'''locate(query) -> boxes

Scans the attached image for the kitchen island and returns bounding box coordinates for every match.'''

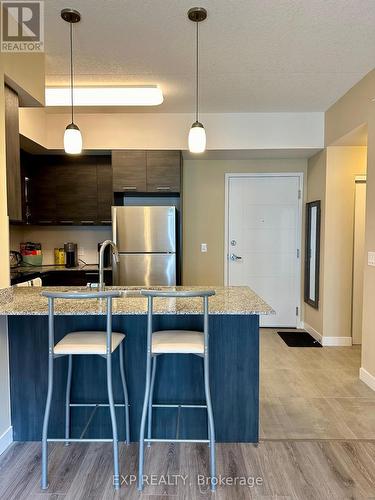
[0,286,272,443]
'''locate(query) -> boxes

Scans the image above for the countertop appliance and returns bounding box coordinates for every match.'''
[112,206,176,286]
[64,242,78,268]
[10,251,23,268]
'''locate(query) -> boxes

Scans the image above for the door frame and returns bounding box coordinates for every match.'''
[351,175,367,344]
[224,172,304,327]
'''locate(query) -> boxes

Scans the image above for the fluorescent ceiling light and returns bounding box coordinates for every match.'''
[45,86,163,106]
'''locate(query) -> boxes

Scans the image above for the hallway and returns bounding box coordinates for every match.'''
[260,329,375,439]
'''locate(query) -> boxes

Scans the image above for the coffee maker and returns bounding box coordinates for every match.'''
[64,242,78,268]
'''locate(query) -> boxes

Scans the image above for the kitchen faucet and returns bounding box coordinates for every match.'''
[99,240,119,291]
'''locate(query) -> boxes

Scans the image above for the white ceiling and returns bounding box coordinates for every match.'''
[44,0,375,113]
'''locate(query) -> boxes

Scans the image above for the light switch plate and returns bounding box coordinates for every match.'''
[201,243,208,253]
[368,251,375,266]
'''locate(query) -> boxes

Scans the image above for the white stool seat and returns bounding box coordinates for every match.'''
[152,330,204,354]
[54,331,125,355]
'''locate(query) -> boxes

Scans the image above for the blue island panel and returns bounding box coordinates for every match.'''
[8,314,259,443]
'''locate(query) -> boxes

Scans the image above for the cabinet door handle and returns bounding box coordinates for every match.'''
[38,220,53,224]
[100,220,112,224]
[59,220,74,224]
[156,186,171,191]
[80,220,95,224]
[123,186,137,191]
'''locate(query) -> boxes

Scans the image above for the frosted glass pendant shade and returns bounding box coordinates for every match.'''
[188,121,206,153]
[64,123,82,154]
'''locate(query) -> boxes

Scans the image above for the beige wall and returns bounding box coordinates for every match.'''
[19,109,324,151]
[361,110,375,381]
[0,52,44,446]
[0,53,44,289]
[305,149,327,335]
[304,147,367,340]
[325,70,375,382]
[9,225,111,265]
[182,158,307,286]
[325,70,375,146]
[324,147,367,339]
[326,147,367,335]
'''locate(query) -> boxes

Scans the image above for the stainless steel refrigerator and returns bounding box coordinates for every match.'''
[112,206,176,286]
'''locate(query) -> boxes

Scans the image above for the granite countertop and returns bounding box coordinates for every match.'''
[0,285,274,316]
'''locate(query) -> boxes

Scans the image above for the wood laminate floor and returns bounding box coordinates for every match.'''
[1,440,375,499]
[260,328,375,440]
[1,328,375,499]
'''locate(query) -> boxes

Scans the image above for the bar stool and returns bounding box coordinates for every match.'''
[138,289,216,492]
[40,291,130,491]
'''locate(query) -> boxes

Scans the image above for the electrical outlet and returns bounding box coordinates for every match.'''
[201,243,208,253]
[368,251,375,267]
[78,247,85,257]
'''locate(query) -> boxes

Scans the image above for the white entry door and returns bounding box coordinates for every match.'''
[226,174,302,327]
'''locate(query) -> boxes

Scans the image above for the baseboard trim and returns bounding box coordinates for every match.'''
[303,323,323,343]
[0,426,13,456]
[303,323,352,346]
[359,367,375,392]
[321,336,352,346]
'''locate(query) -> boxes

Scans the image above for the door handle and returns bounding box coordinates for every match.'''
[230,253,242,261]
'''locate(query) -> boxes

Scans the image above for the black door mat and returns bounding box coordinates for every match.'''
[277,331,322,347]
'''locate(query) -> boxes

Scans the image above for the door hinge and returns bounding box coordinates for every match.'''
[296,306,299,316]
[298,189,302,200]
[297,248,300,258]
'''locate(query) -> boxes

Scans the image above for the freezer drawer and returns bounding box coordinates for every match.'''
[112,206,176,253]
[114,253,176,286]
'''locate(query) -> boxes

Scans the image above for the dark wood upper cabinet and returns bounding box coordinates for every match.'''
[25,155,112,225]
[112,150,181,193]
[5,85,22,221]
[146,150,181,193]
[28,158,57,224]
[55,159,98,223]
[112,150,147,192]
[97,159,113,222]
[19,149,181,225]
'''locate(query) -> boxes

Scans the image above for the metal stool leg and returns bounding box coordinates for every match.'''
[119,342,130,444]
[106,352,120,490]
[147,356,157,447]
[65,355,73,446]
[41,352,54,489]
[138,350,152,490]
[204,355,216,491]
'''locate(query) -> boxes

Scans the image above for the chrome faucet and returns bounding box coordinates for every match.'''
[99,240,119,291]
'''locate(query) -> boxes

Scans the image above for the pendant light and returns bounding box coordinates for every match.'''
[188,7,207,154]
[61,8,82,154]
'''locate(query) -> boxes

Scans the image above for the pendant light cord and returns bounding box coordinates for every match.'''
[70,21,74,124]
[195,21,199,123]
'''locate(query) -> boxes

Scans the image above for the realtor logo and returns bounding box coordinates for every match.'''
[1,1,44,52]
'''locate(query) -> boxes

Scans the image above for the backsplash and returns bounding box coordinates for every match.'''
[9,225,111,265]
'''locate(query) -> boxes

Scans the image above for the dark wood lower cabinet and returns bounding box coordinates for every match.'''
[41,270,112,286]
